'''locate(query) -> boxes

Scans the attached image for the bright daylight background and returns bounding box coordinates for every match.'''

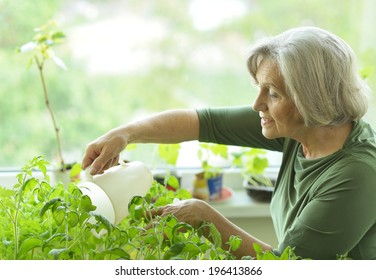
[0,0,375,170]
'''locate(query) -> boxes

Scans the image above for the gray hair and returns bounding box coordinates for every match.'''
[247,26,371,127]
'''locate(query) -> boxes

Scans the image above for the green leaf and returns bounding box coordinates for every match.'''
[204,223,222,248]
[125,143,138,151]
[174,188,192,200]
[51,31,66,41]
[36,158,49,176]
[91,212,113,235]
[67,211,79,227]
[44,233,66,246]
[210,144,228,159]
[133,205,145,220]
[227,235,242,252]
[69,163,82,180]
[18,178,38,197]
[163,242,185,260]
[145,254,158,260]
[163,215,178,237]
[112,227,128,243]
[253,157,269,174]
[163,242,202,260]
[0,193,16,212]
[143,234,159,246]
[359,66,374,79]
[253,242,263,254]
[165,175,180,190]
[172,223,193,241]
[158,144,181,166]
[279,246,292,260]
[39,197,61,217]
[48,248,68,260]
[101,248,130,260]
[128,226,143,240]
[261,250,278,260]
[128,196,144,219]
[80,195,97,212]
[53,205,66,226]
[0,188,16,199]
[17,237,43,259]
[181,242,202,259]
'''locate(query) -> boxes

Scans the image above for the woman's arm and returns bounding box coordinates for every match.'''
[153,199,273,259]
[82,109,199,175]
[197,106,284,151]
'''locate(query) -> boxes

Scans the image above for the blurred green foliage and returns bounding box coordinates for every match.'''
[0,0,375,168]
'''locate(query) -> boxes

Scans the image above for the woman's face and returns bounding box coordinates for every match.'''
[252,59,305,140]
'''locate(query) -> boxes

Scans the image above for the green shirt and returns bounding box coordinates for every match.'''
[196,106,376,259]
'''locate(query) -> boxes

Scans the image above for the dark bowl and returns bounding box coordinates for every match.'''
[244,184,274,202]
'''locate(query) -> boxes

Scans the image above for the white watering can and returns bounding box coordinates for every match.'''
[77,161,153,225]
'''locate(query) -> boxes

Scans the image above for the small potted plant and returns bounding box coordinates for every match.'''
[193,143,228,201]
[153,143,182,191]
[17,20,80,184]
[232,147,273,202]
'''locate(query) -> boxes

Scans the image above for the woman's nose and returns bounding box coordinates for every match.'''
[252,92,267,112]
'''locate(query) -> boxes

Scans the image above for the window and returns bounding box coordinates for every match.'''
[0,0,375,170]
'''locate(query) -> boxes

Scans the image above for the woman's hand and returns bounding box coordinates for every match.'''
[150,198,209,229]
[149,197,273,259]
[82,128,127,175]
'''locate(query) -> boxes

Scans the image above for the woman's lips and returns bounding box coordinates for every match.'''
[261,116,274,126]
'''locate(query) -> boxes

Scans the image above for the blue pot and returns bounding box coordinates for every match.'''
[207,174,223,200]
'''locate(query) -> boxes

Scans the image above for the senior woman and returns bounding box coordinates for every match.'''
[82,27,376,259]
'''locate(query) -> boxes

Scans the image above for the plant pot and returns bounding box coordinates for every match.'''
[243,179,274,202]
[51,162,81,186]
[193,172,223,201]
[207,174,223,200]
[51,169,71,186]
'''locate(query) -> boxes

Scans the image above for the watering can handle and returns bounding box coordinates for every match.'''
[84,160,126,182]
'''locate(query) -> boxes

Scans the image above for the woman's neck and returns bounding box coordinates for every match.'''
[299,122,353,159]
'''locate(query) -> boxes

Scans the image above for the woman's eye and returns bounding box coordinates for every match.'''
[269,91,280,99]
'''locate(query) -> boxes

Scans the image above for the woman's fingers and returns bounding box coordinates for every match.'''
[144,199,205,229]
[145,206,166,222]
[82,131,127,175]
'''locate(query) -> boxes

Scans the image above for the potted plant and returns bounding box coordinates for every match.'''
[17,20,80,184]
[153,143,182,191]
[193,143,228,201]
[231,147,274,202]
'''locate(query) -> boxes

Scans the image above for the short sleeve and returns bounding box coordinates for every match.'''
[196,106,284,151]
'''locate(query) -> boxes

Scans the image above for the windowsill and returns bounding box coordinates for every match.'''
[208,189,271,218]
[176,167,277,218]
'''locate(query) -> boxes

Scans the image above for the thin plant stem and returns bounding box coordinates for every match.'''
[34,55,65,171]
[12,172,28,259]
